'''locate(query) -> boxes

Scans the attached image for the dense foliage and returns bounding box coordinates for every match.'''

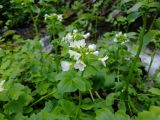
[1,0,160,120]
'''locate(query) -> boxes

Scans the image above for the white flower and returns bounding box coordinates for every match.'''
[115,32,122,37]
[0,80,5,92]
[74,60,86,71]
[114,32,128,44]
[57,14,63,22]
[113,38,118,42]
[93,51,99,56]
[88,44,96,51]
[45,13,63,22]
[124,33,127,37]
[73,29,78,33]
[99,55,108,67]
[69,50,81,60]
[69,39,86,48]
[77,39,86,48]
[69,41,76,48]
[83,33,90,39]
[61,61,71,71]
[44,14,48,20]
[65,33,72,42]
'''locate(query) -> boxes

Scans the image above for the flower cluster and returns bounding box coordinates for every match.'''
[61,30,108,72]
[0,80,5,92]
[113,32,129,44]
[45,13,63,22]
[62,30,90,43]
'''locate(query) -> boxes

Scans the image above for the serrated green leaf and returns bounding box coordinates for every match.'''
[127,2,143,13]
[73,77,86,91]
[149,87,160,96]
[59,99,77,115]
[4,100,23,115]
[106,93,115,107]
[149,106,160,114]
[58,78,77,93]
[83,66,97,78]
[0,113,7,120]
[96,108,115,120]
[56,71,75,81]
[127,12,141,23]
[13,113,29,120]
[115,110,131,120]
[143,30,157,45]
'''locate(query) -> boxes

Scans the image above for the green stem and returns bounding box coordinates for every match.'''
[125,14,147,94]
[31,13,39,39]
[30,91,55,107]
[147,47,157,79]
[95,91,102,99]
[126,23,130,33]
[149,14,157,31]
[53,37,60,73]
[55,43,59,73]
[117,45,120,82]
[94,14,98,41]
[89,90,95,101]
[75,91,82,120]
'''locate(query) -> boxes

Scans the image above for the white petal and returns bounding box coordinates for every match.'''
[61,61,70,71]
[73,29,78,33]
[93,51,99,56]
[69,41,77,48]
[113,38,118,42]
[74,60,86,71]
[69,50,81,60]
[88,44,96,51]
[99,55,108,67]
[69,39,86,48]
[83,33,90,39]
[57,15,63,21]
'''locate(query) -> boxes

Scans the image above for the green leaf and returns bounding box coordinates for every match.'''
[43,100,55,112]
[115,110,131,120]
[56,71,75,81]
[73,77,86,91]
[7,83,25,100]
[127,2,143,13]
[106,93,115,107]
[0,60,11,70]
[143,30,157,45]
[58,78,77,93]
[149,87,160,96]
[0,113,7,120]
[121,0,132,4]
[104,73,116,88]
[96,108,115,120]
[127,12,141,23]
[4,100,23,115]
[13,113,29,120]
[150,106,160,114]
[59,99,77,115]
[81,98,94,110]
[94,100,106,110]
[118,101,126,112]
[83,66,97,78]
[137,111,159,120]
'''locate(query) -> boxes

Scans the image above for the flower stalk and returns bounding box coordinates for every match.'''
[125,14,147,96]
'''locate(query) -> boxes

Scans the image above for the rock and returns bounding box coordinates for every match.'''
[140,50,160,76]
[126,44,160,77]
[40,35,54,53]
